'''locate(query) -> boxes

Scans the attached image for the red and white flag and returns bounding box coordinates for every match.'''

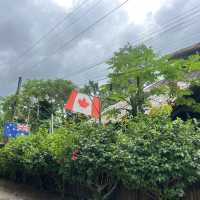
[65,90,101,119]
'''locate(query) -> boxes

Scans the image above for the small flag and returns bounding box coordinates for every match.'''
[4,122,30,138]
[65,90,101,119]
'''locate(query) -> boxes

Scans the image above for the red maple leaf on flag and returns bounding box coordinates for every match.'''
[78,98,90,108]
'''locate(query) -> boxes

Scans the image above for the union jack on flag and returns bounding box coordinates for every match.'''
[4,122,30,138]
[17,124,29,132]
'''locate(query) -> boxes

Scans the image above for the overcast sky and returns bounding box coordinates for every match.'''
[0,0,199,96]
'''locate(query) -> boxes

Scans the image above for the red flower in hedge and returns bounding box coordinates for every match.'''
[72,151,78,161]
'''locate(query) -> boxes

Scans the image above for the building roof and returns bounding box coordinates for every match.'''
[171,43,200,59]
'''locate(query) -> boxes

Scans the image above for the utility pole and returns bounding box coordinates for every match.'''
[12,77,22,121]
[3,77,22,144]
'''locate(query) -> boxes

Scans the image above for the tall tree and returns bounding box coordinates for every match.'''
[105,44,200,118]
[1,79,75,131]
[106,44,160,117]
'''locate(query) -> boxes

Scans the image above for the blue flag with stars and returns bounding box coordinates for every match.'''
[4,122,30,138]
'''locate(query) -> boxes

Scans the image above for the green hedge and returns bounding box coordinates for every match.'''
[0,116,200,200]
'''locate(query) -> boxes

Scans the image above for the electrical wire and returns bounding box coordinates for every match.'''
[61,5,200,80]
[132,5,200,45]
[131,11,200,46]
[0,0,91,67]
[23,0,130,70]
[4,0,200,81]
[64,57,110,79]
[4,1,200,97]
[38,0,104,50]
[9,0,104,69]
[78,31,200,86]
[157,26,200,54]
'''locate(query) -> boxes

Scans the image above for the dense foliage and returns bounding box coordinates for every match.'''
[1,79,75,131]
[105,44,200,117]
[0,116,200,200]
[117,116,200,200]
[0,44,200,200]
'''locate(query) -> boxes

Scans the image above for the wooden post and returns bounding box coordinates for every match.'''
[12,77,22,121]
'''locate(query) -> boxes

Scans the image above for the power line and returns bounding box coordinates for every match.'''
[154,20,200,54]
[9,0,199,82]
[168,32,200,53]
[78,31,200,86]
[78,69,109,83]
[5,0,200,91]
[9,0,200,81]
[40,0,104,50]
[43,0,199,72]
[132,4,200,44]
[64,57,110,79]
[156,21,200,53]
[10,0,104,70]
[62,5,200,80]
[77,76,108,87]
[0,0,91,67]
[25,0,130,70]
[131,11,200,46]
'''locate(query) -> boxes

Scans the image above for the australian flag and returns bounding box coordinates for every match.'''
[4,122,30,138]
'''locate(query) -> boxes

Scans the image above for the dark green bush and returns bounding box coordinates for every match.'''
[0,116,200,200]
[116,116,200,200]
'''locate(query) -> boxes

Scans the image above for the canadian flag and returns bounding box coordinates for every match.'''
[65,90,101,119]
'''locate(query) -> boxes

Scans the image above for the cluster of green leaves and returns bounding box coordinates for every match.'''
[0,116,200,200]
[103,44,200,118]
[0,126,77,192]
[105,44,158,116]
[1,79,75,131]
[116,116,200,200]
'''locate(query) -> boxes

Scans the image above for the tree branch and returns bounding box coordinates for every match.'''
[102,181,118,200]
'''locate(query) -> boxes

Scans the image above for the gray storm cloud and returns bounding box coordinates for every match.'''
[0,0,199,96]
